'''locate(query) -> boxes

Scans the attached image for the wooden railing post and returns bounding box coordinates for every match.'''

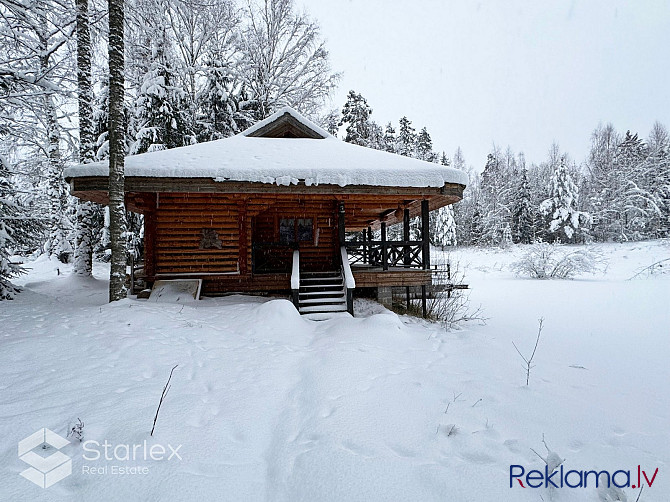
[421,199,430,318]
[421,200,430,271]
[381,222,388,271]
[403,208,410,268]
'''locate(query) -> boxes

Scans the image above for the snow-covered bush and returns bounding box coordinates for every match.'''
[511,242,605,279]
[427,257,485,330]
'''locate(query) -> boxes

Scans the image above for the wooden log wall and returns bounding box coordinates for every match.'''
[150,193,340,276]
[154,193,241,274]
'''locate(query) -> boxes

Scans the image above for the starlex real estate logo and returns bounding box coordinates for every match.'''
[18,428,72,488]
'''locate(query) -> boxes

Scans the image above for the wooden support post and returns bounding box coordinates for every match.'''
[338,201,346,247]
[238,200,248,274]
[422,285,427,318]
[403,208,410,268]
[143,193,157,279]
[346,288,354,315]
[381,221,388,271]
[421,199,430,270]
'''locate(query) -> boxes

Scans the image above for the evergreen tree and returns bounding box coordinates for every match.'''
[130,25,191,154]
[416,127,434,161]
[196,59,253,141]
[512,167,535,243]
[396,116,416,157]
[439,151,450,166]
[382,122,396,153]
[433,205,457,247]
[540,157,590,243]
[0,156,42,299]
[479,151,510,245]
[339,90,372,146]
[322,109,340,136]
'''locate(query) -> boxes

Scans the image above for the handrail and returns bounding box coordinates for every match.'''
[291,249,300,310]
[340,246,356,289]
[340,246,355,315]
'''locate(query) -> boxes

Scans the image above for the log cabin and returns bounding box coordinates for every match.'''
[65,107,467,316]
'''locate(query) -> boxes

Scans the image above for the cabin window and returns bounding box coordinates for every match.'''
[279,218,313,244]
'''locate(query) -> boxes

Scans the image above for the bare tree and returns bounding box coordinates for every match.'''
[240,0,339,119]
[108,0,128,301]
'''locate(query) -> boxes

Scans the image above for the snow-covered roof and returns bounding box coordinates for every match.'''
[64,106,468,188]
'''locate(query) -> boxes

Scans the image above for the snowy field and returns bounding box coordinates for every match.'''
[0,240,668,501]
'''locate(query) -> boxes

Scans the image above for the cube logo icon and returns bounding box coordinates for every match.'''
[18,428,72,488]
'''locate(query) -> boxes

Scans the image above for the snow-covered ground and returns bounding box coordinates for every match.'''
[0,241,668,501]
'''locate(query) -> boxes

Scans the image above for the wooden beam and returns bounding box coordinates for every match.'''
[69,176,464,198]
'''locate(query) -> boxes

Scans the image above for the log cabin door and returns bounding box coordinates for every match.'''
[251,209,337,273]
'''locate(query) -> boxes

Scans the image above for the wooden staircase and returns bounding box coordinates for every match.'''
[298,270,348,315]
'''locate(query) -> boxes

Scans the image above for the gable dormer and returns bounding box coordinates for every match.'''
[242,107,329,139]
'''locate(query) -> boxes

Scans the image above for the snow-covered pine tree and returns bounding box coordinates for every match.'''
[433,205,457,247]
[383,123,396,153]
[130,23,191,154]
[479,151,511,245]
[196,58,255,141]
[366,122,386,151]
[322,109,340,136]
[1,157,22,299]
[512,167,535,243]
[585,123,620,241]
[416,127,434,162]
[0,156,42,299]
[339,90,372,146]
[439,151,450,166]
[540,156,590,243]
[396,117,416,157]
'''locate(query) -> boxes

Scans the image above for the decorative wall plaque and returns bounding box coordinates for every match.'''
[200,228,223,249]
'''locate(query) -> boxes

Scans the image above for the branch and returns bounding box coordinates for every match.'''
[150,364,178,436]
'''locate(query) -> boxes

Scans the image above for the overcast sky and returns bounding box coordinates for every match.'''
[299,0,670,170]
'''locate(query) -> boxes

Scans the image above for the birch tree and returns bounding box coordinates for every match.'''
[73,0,95,276]
[108,0,128,301]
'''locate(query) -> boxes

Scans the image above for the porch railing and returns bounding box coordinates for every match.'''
[344,240,424,270]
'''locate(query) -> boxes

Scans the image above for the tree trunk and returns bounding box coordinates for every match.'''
[43,91,71,263]
[108,0,127,301]
[73,0,95,276]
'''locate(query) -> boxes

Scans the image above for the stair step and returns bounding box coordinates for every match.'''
[299,297,346,305]
[299,303,348,314]
[301,271,341,277]
[299,290,346,298]
[301,311,352,321]
[299,285,344,293]
[300,277,343,284]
